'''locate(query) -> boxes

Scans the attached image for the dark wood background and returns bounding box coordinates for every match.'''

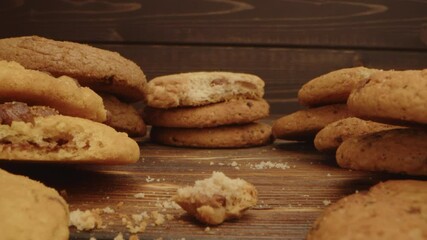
[0,1,426,240]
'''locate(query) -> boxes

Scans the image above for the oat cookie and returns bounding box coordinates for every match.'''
[272,104,353,141]
[0,60,106,122]
[102,94,146,137]
[0,36,147,101]
[145,72,265,108]
[0,168,69,240]
[348,70,427,125]
[173,171,258,225]
[0,115,140,164]
[314,117,399,152]
[144,98,269,128]
[307,180,427,240]
[150,122,272,148]
[336,128,427,176]
[298,67,379,107]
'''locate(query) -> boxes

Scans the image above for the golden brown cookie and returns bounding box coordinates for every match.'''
[0,36,146,102]
[0,115,140,164]
[348,70,427,125]
[144,98,269,128]
[0,168,69,240]
[173,171,258,225]
[145,72,265,108]
[336,128,427,176]
[102,94,146,137]
[314,117,399,152]
[150,122,272,148]
[307,180,427,240]
[272,104,353,141]
[0,60,107,122]
[298,67,379,107]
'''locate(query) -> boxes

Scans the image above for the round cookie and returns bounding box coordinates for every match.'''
[0,36,146,102]
[314,117,399,152]
[307,180,427,240]
[144,99,269,128]
[272,104,353,141]
[150,122,272,148]
[0,115,140,164]
[298,67,379,107]
[336,128,427,176]
[0,168,69,240]
[348,70,427,125]
[0,60,106,122]
[146,72,265,108]
[102,94,147,137]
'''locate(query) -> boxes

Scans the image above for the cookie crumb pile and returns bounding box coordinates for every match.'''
[173,171,258,225]
[144,72,273,148]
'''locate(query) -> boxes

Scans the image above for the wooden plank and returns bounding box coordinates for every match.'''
[1,117,425,239]
[1,0,427,49]
[90,44,427,114]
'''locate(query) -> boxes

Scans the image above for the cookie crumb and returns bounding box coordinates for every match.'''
[69,209,103,231]
[134,193,146,198]
[173,171,258,225]
[146,176,156,182]
[102,206,115,214]
[322,200,331,206]
[205,226,211,232]
[250,161,290,170]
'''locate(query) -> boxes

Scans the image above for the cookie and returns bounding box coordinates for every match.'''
[0,115,140,164]
[145,72,265,108]
[336,128,427,176]
[0,168,69,240]
[298,67,379,107]
[0,36,146,102]
[348,70,427,125]
[173,171,258,225]
[314,117,399,152]
[102,94,146,137]
[0,60,107,122]
[272,104,353,141]
[307,180,427,240]
[144,98,269,128]
[150,122,272,148]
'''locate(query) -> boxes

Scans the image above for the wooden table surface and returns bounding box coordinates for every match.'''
[1,1,427,239]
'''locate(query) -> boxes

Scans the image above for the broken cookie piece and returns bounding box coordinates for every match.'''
[173,172,257,225]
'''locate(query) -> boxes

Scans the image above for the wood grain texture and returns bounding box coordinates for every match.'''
[1,117,424,240]
[1,0,427,49]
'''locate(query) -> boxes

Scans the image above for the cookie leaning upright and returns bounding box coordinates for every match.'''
[348,69,427,125]
[145,72,265,108]
[298,67,379,107]
[0,36,146,101]
[0,168,69,240]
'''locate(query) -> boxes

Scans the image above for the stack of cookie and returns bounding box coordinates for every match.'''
[143,72,272,148]
[0,36,143,164]
[272,67,379,142]
[336,69,427,176]
[0,36,147,137]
